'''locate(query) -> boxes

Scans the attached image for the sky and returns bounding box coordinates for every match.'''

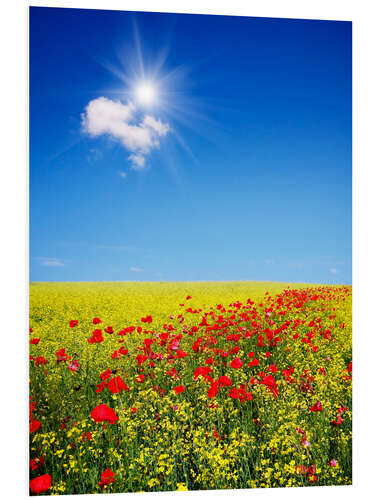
[29,7,352,284]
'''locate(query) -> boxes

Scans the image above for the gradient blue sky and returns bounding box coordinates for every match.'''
[29,7,352,284]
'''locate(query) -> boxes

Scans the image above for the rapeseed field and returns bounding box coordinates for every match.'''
[29,281,352,495]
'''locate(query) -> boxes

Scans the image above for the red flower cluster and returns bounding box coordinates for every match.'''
[88,329,104,344]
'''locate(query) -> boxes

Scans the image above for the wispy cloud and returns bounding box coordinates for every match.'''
[130,266,143,273]
[118,171,127,179]
[329,268,338,274]
[35,257,67,267]
[81,97,170,170]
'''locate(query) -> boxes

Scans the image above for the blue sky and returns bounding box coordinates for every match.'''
[29,7,352,284]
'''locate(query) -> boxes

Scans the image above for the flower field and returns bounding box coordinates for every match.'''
[29,281,352,495]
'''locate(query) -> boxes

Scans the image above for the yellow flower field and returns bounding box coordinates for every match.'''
[29,281,352,495]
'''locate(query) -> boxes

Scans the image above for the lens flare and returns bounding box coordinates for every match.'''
[135,83,157,105]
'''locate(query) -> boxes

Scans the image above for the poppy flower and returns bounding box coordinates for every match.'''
[268,363,278,373]
[30,420,41,433]
[90,404,119,425]
[248,358,259,368]
[176,349,188,358]
[136,374,145,383]
[230,357,243,369]
[100,369,112,381]
[186,295,192,300]
[332,415,343,425]
[88,329,104,344]
[260,374,279,398]
[30,456,45,471]
[104,326,114,334]
[93,317,102,325]
[207,382,219,398]
[173,385,185,394]
[30,338,40,345]
[35,356,48,366]
[329,459,337,467]
[68,360,80,372]
[69,320,78,328]
[310,401,322,412]
[29,474,52,494]
[99,468,115,487]
[107,376,130,393]
[81,431,93,443]
[55,348,68,363]
[141,315,152,323]
[217,375,232,387]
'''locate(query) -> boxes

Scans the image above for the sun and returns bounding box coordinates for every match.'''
[135,82,157,106]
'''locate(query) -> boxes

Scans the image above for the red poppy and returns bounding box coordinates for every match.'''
[90,404,119,425]
[30,456,45,471]
[173,385,185,394]
[56,348,68,363]
[35,356,48,366]
[81,431,93,443]
[88,329,104,344]
[230,357,243,369]
[268,363,278,373]
[30,338,40,345]
[29,474,52,494]
[104,326,114,334]
[141,315,152,323]
[68,360,80,372]
[69,320,78,328]
[260,374,279,398]
[100,369,112,381]
[93,317,102,325]
[217,375,232,387]
[248,358,259,368]
[310,401,322,412]
[332,415,343,426]
[136,374,145,383]
[107,376,130,393]
[207,382,219,398]
[176,349,188,358]
[186,295,192,300]
[136,354,149,365]
[30,420,41,433]
[99,468,115,487]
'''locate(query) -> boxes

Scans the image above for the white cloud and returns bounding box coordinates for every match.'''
[329,268,338,274]
[143,115,170,136]
[39,258,65,267]
[130,266,143,273]
[81,97,170,169]
[118,171,127,179]
[128,154,145,169]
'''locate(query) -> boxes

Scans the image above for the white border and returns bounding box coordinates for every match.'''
[2,1,374,499]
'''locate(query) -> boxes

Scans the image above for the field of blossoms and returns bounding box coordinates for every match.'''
[29,281,352,495]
